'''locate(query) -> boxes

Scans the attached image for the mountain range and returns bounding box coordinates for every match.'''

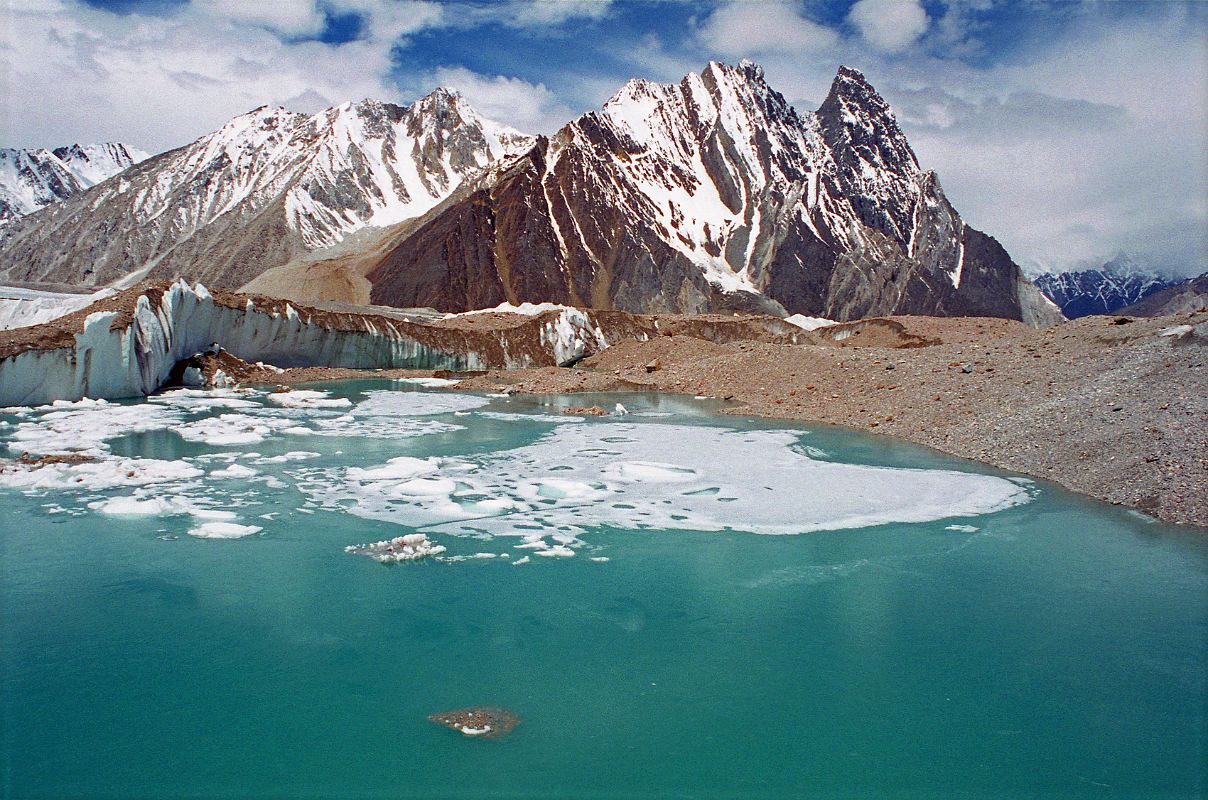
[1033,255,1185,318]
[0,143,148,226]
[0,62,1062,327]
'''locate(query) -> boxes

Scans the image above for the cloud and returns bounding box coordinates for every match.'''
[201,0,326,38]
[0,0,444,152]
[697,1,838,56]
[688,2,1205,275]
[506,0,613,27]
[427,66,575,133]
[847,0,929,53]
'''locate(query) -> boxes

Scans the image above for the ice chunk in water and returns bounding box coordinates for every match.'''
[344,533,447,563]
[188,522,263,539]
[266,390,352,410]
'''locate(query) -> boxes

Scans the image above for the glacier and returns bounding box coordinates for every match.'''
[0,280,628,406]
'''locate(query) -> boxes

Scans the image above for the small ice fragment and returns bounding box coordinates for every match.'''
[210,463,257,479]
[614,403,629,416]
[188,522,263,539]
[534,545,575,558]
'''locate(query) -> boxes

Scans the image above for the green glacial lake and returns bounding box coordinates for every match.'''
[2,381,1205,798]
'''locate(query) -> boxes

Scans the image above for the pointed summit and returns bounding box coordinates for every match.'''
[816,65,921,241]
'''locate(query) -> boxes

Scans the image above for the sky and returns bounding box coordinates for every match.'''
[2,0,1206,276]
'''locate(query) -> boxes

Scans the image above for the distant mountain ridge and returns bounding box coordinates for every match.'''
[0,143,148,225]
[1034,257,1181,318]
[0,62,1062,327]
[1117,272,1208,317]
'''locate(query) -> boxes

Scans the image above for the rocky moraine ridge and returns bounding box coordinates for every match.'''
[0,63,1060,328]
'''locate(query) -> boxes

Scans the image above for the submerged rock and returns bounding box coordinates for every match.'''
[427,707,520,739]
[563,405,609,416]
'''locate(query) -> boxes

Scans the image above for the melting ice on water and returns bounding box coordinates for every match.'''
[0,387,1033,557]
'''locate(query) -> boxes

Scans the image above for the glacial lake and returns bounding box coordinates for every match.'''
[2,381,1205,799]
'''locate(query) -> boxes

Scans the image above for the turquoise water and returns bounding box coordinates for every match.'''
[2,382,1206,799]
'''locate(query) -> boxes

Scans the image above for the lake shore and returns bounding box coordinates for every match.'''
[244,310,1208,530]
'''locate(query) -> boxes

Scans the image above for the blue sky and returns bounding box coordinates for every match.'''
[4,1,1206,274]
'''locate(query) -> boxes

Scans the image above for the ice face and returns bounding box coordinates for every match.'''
[296,422,1033,546]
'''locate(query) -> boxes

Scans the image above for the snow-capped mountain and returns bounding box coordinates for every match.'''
[0,63,1061,326]
[1034,256,1179,318]
[0,143,148,225]
[0,89,531,290]
[358,62,1059,324]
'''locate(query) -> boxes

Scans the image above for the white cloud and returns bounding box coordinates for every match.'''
[697,1,838,56]
[201,0,326,38]
[427,66,575,134]
[847,0,928,53]
[0,0,443,153]
[507,0,613,27]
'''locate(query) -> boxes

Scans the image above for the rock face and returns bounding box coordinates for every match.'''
[0,91,530,291]
[359,63,1061,325]
[0,143,147,225]
[1035,257,1181,318]
[0,63,1061,327]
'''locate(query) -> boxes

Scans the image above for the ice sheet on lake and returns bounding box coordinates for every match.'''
[352,390,489,417]
[0,457,204,490]
[3,398,183,456]
[266,390,353,410]
[147,388,262,411]
[295,422,1033,541]
[176,413,303,446]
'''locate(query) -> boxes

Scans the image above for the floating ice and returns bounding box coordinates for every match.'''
[945,524,979,533]
[344,533,447,563]
[266,390,353,409]
[148,388,261,410]
[176,413,299,446]
[188,521,263,539]
[352,390,489,417]
[89,494,237,521]
[475,411,584,424]
[297,423,1032,538]
[4,399,182,456]
[250,451,321,464]
[394,377,462,388]
[209,463,258,479]
[0,457,204,491]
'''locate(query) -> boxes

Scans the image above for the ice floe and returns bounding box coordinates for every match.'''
[351,389,489,417]
[176,413,300,446]
[4,398,182,456]
[296,423,1032,538]
[266,389,353,409]
[188,521,264,539]
[0,457,204,491]
[394,377,461,388]
[89,494,237,520]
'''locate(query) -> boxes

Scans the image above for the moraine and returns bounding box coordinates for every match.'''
[1,382,1204,798]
